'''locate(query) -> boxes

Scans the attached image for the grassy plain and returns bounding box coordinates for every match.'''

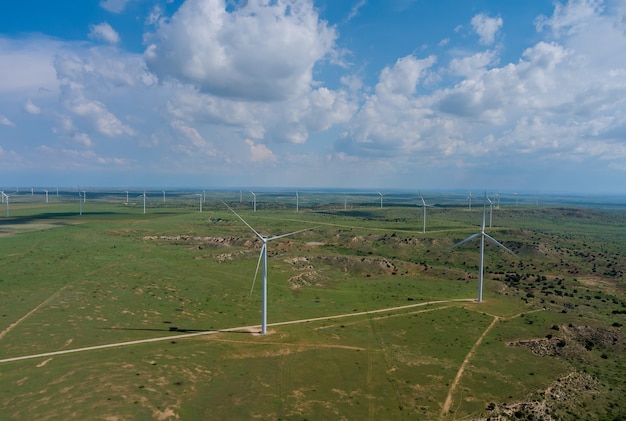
[0,193,625,420]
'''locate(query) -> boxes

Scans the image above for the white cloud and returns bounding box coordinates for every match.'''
[100,0,131,14]
[0,36,60,94]
[68,98,135,137]
[88,22,121,44]
[24,99,41,115]
[245,138,277,162]
[535,0,603,37]
[376,55,436,97]
[144,0,337,101]
[471,13,503,45]
[0,115,15,127]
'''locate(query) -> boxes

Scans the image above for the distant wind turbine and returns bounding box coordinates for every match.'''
[78,191,83,216]
[450,194,516,302]
[44,190,49,203]
[125,191,129,204]
[1,192,9,217]
[250,191,257,212]
[466,191,473,210]
[196,194,203,212]
[486,196,493,229]
[162,190,166,203]
[223,202,314,334]
[419,193,434,233]
[137,192,146,214]
[378,192,383,208]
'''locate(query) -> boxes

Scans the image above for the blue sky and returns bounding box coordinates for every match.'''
[1,0,625,193]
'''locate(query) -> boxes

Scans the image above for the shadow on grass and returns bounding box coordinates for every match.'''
[101,327,255,334]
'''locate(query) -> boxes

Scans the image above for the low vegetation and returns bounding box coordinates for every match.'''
[0,193,625,420]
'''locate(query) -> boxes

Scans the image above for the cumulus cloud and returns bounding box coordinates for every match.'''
[144,0,337,101]
[471,13,503,45]
[24,99,41,115]
[88,22,121,44]
[0,115,15,127]
[535,0,603,36]
[100,0,131,14]
[0,36,59,94]
[68,98,135,137]
[245,138,277,162]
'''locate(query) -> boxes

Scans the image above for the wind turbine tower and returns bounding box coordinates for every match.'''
[196,194,203,212]
[223,202,313,334]
[78,192,83,216]
[125,191,129,204]
[450,194,516,302]
[378,192,383,208]
[162,190,166,203]
[419,193,434,233]
[250,191,257,212]
[466,191,473,210]
[44,190,49,203]
[2,192,9,217]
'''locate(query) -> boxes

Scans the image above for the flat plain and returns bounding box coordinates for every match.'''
[0,191,625,420]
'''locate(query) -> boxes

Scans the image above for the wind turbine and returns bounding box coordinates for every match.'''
[419,193,434,233]
[82,191,87,203]
[466,191,473,210]
[486,196,493,229]
[250,191,257,212]
[377,192,383,208]
[196,194,203,212]
[223,202,314,334]
[44,190,49,203]
[125,191,129,204]
[450,194,516,302]
[78,191,83,216]
[162,190,166,203]
[137,192,146,214]
[1,192,9,217]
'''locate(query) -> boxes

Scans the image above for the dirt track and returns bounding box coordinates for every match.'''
[0,298,474,364]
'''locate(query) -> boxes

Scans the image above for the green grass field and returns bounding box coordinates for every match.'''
[1,194,625,420]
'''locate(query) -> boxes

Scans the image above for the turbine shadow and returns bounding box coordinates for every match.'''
[100,327,254,334]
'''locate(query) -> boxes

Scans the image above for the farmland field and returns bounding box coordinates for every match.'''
[1,191,625,420]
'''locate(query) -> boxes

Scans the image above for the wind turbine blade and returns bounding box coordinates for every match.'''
[484,234,517,257]
[449,233,480,249]
[250,244,265,296]
[222,201,263,239]
[267,226,317,241]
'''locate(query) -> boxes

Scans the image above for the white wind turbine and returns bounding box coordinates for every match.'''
[78,191,83,215]
[450,194,516,302]
[377,192,383,208]
[487,196,494,229]
[196,194,203,212]
[137,192,146,214]
[1,192,9,217]
[125,191,129,204]
[466,191,473,210]
[223,202,314,334]
[419,193,434,233]
[44,190,49,203]
[250,191,257,212]
[162,190,166,203]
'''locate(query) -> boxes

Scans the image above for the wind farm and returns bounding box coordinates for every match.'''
[0,188,625,420]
